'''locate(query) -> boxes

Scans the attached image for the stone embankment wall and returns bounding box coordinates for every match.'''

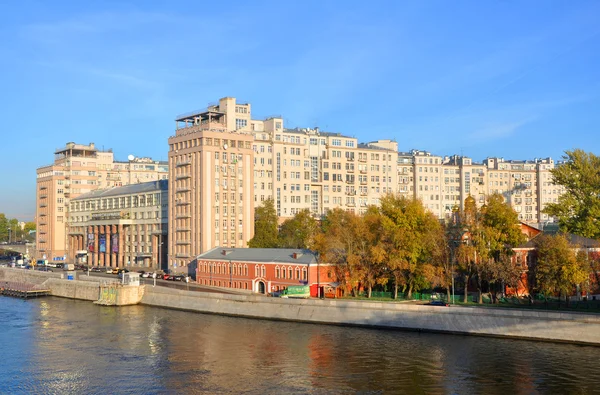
[0,268,143,305]
[142,286,600,345]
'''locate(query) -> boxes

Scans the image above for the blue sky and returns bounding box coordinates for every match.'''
[1,0,599,220]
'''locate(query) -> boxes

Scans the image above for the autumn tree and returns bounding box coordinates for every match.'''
[248,199,279,248]
[278,209,319,249]
[315,208,365,296]
[534,233,590,305]
[477,194,526,303]
[453,196,478,303]
[543,149,600,239]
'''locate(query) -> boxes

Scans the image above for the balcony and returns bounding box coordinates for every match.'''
[39,203,47,208]
[358,157,367,163]
[175,253,191,258]
[360,181,367,185]
[176,240,191,245]
[345,190,356,196]
[40,186,47,190]
[359,170,367,174]
[176,160,191,167]
[176,227,191,232]
[360,192,368,196]
[40,213,47,217]
[346,203,356,207]
[176,187,191,193]
[64,183,70,188]
[176,174,191,180]
[175,214,191,219]
[64,191,70,197]
[176,201,191,206]
[40,194,47,199]
[347,157,354,162]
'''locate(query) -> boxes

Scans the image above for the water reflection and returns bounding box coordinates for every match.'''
[0,297,598,394]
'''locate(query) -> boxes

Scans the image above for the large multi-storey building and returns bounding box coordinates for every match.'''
[167,98,563,262]
[67,180,168,271]
[35,142,168,263]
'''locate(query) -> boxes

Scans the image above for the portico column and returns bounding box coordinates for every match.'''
[105,225,112,268]
[118,224,124,267]
[94,226,99,266]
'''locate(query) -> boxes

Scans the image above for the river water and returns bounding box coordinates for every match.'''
[1,296,599,394]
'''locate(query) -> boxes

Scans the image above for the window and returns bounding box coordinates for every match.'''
[236,119,247,129]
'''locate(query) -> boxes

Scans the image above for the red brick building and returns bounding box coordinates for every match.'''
[195,247,337,296]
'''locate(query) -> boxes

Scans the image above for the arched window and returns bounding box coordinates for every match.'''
[302,268,307,281]
[255,265,259,277]
[244,265,248,276]
[261,266,266,277]
[295,268,300,279]
[275,266,280,278]
[282,267,286,279]
[232,264,237,276]
[288,268,293,279]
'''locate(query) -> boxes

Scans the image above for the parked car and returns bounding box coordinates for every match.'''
[37,267,53,272]
[428,301,449,307]
[90,266,102,272]
[162,274,171,281]
[141,272,152,278]
[112,268,120,275]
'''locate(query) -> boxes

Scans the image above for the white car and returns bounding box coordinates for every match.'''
[105,267,113,274]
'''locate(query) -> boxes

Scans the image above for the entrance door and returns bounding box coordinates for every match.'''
[258,281,266,294]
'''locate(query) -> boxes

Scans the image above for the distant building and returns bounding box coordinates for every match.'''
[67,180,168,271]
[194,247,335,295]
[35,142,168,262]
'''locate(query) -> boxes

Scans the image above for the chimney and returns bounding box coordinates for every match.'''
[221,249,232,256]
[293,252,303,259]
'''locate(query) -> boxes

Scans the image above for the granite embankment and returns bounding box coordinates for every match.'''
[142,285,600,345]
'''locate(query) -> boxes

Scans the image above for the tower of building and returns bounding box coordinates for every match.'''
[167,98,255,273]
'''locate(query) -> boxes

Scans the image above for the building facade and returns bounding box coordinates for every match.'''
[195,247,335,295]
[67,180,168,271]
[35,142,168,263]
[184,97,563,228]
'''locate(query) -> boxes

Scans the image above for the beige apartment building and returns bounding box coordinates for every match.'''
[167,102,255,274]
[174,98,562,243]
[67,180,168,271]
[35,142,168,263]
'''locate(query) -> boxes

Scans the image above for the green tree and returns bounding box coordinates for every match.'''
[248,199,279,248]
[23,222,36,242]
[534,233,590,305]
[278,209,319,249]
[543,149,600,239]
[457,194,525,303]
[0,213,8,242]
[377,195,444,299]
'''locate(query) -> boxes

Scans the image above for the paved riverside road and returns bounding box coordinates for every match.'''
[80,271,240,295]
